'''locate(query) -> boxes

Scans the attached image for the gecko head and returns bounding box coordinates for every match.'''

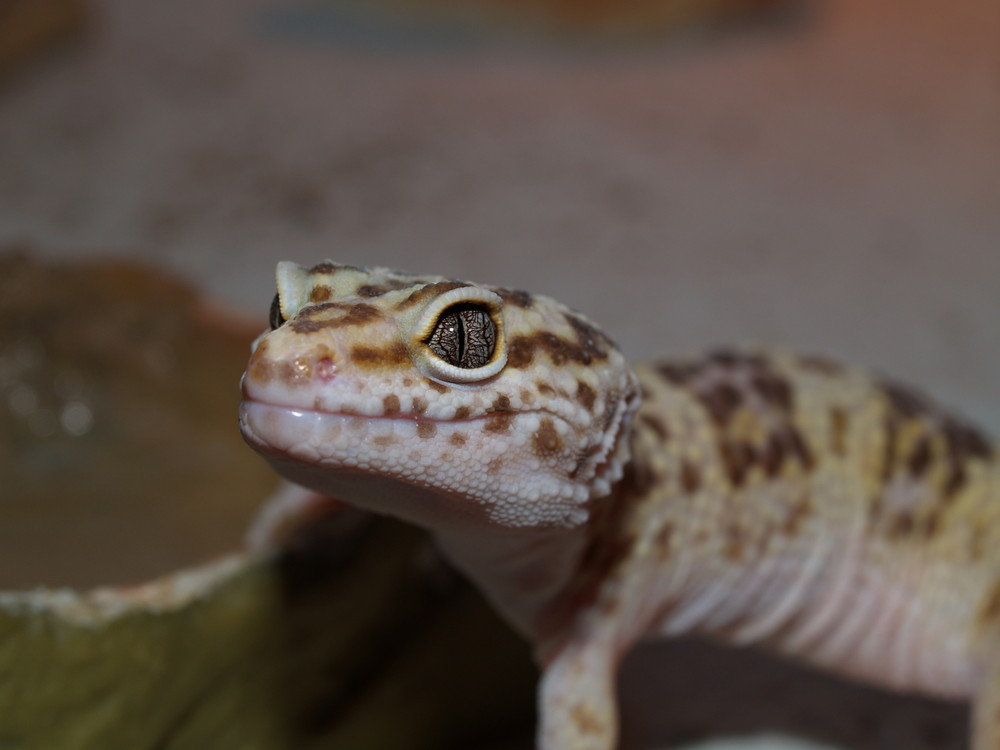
[240,260,640,530]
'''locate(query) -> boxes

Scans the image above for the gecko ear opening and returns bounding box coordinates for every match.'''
[410,286,507,384]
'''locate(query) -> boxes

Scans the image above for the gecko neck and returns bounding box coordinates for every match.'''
[261,450,601,641]
[437,475,640,652]
[433,520,592,641]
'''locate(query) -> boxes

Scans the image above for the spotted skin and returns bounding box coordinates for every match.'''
[240,261,1000,750]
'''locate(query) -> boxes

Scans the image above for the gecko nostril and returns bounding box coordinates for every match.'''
[316,356,337,382]
[247,341,340,388]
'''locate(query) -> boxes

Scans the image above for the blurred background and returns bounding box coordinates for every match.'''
[2,0,998,427]
[0,0,997,748]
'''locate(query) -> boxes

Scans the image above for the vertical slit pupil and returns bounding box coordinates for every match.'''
[426,303,496,369]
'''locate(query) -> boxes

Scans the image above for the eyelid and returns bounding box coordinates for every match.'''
[410,287,507,384]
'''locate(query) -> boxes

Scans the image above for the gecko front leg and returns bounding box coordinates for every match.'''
[539,626,621,750]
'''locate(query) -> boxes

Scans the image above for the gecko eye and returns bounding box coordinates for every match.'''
[425,303,497,369]
[269,294,287,330]
[411,286,506,384]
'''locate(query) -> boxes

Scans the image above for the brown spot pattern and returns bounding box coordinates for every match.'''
[507,337,535,368]
[654,353,830,491]
[309,261,339,274]
[449,432,467,446]
[797,354,844,376]
[411,397,427,414]
[576,381,597,411]
[278,358,312,386]
[907,436,932,477]
[707,349,750,367]
[881,415,899,482]
[417,422,436,439]
[776,427,814,470]
[490,394,511,412]
[639,413,669,442]
[357,278,411,297]
[979,579,1000,625]
[382,394,401,415]
[942,419,992,462]
[829,407,848,456]
[248,341,274,383]
[657,362,698,385]
[627,457,658,496]
[782,498,813,536]
[570,704,605,736]
[506,320,610,370]
[760,432,786,478]
[653,523,674,554]
[564,313,613,360]
[657,351,796,430]
[454,406,472,420]
[700,382,742,426]
[395,281,468,310]
[309,285,332,302]
[723,425,814,488]
[425,379,448,394]
[680,461,701,494]
[496,287,534,308]
[720,440,756,487]
[484,412,515,433]
[920,510,942,539]
[879,377,993,498]
[552,467,644,633]
[532,418,563,458]
[944,464,968,497]
[351,342,409,368]
[290,302,380,333]
[883,381,933,420]
[751,371,793,410]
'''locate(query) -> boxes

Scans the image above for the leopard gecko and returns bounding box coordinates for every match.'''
[239,260,1000,750]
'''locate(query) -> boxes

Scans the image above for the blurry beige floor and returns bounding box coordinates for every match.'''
[1,0,998,748]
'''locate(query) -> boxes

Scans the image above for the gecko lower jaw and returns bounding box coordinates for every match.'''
[241,374,509,425]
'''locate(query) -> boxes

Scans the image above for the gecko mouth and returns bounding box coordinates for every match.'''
[240,399,456,453]
[240,369,575,435]
[239,397,573,462]
[240,373,541,426]
[239,400,446,475]
[240,395,525,432]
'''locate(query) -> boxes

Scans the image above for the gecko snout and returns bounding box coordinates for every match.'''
[245,337,339,390]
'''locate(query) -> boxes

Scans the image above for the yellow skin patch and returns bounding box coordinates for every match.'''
[241,261,1000,750]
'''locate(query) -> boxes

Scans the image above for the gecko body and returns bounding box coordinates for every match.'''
[239,261,1000,749]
